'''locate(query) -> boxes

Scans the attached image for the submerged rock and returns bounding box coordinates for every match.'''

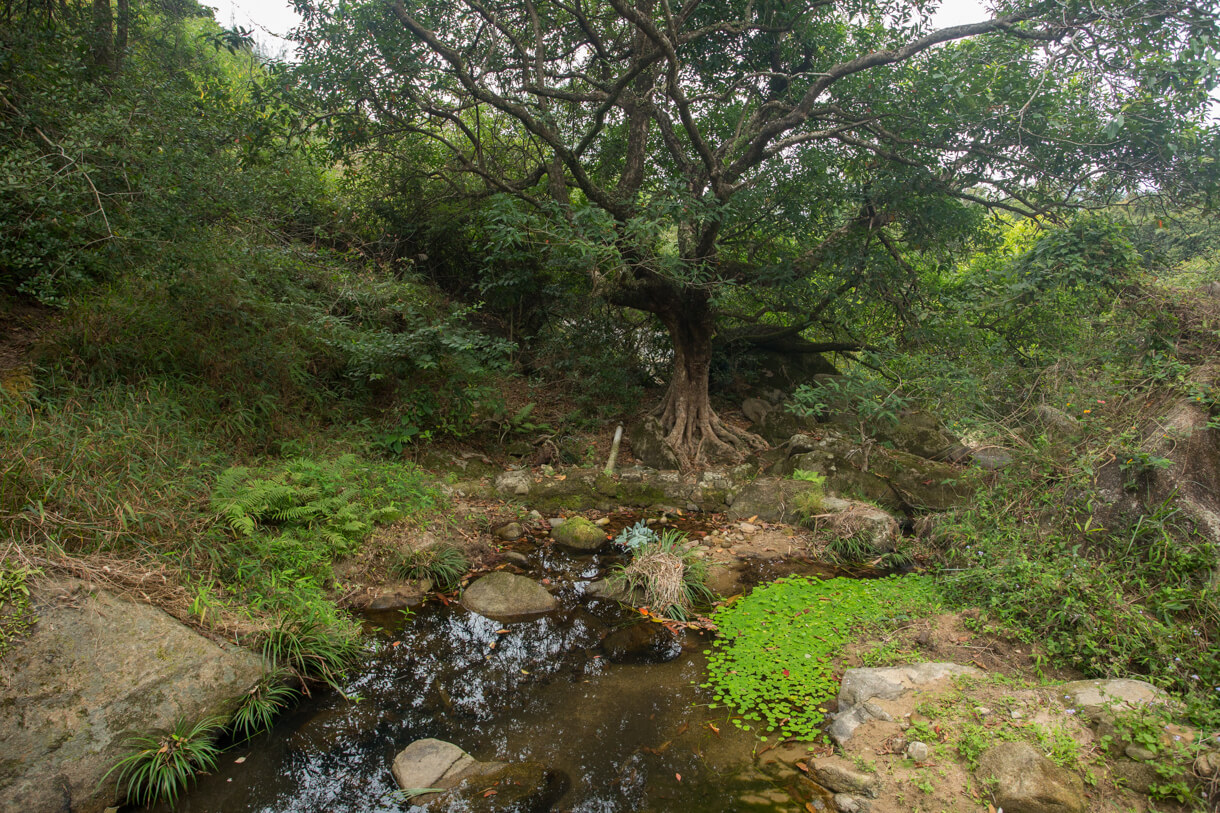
[391,739,567,812]
[550,516,607,552]
[601,622,681,664]
[461,572,558,619]
[0,578,263,813]
[975,741,1085,813]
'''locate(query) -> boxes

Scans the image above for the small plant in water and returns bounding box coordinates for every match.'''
[613,520,660,552]
[260,617,362,690]
[610,528,712,619]
[105,716,224,807]
[393,543,469,591]
[229,669,299,740]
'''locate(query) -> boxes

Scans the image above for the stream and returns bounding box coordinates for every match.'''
[158,524,832,812]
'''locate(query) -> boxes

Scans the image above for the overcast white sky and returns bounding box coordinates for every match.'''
[206,0,993,58]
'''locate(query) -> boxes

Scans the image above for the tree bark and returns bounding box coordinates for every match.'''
[90,0,112,75]
[114,0,128,73]
[649,288,766,468]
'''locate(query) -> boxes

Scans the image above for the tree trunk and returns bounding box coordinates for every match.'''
[114,0,128,73]
[652,289,765,468]
[90,0,112,75]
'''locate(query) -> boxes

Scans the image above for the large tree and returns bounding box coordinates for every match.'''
[292,0,1218,466]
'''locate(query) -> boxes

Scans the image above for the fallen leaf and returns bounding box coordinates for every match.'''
[390,641,401,648]
[520,669,530,674]
[795,761,809,773]
[482,789,497,798]
[708,722,720,736]
[234,756,246,764]
[496,629,509,635]
[555,475,566,481]
[747,514,758,523]
[675,773,681,782]
[806,804,818,812]
[488,641,496,649]
[675,722,688,736]
[782,668,790,677]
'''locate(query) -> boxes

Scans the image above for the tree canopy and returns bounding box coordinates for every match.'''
[290,0,1220,465]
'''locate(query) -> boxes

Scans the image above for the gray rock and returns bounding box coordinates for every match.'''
[811,758,880,798]
[551,516,607,552]
[976,741,1085,813]
[392,738,478,792]
[742,397,773,423]
[461,572,558,619]
[1124,744,1156,762]
[833,793,866,812]
[905,741,931,761]
[1035,404,1080,435]
[1057,678,1173,722]
[872,410,961,461]
[830,663,982,745]
[494,469,533,496]
[0,579,263,813]
[493,522,524,541]
[441,761,568,811]
[501,551,530,567]
[627,416,680,470]
[971,446,1014,470]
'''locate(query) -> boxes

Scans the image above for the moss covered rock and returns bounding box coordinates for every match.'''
[551,516,607,552]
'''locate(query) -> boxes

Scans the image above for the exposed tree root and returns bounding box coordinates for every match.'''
[654,384,767,470]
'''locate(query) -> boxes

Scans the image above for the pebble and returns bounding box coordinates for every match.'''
[548,517,565,528]
[975,706,992,716]
[1010,710,1023,720]
[905,741,930,761]
[1125,744,1157,762]
[739,522,759,534]
[593,517,610,527]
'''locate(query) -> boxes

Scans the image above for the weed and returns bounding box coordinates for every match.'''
[1031,723,1083,769]
[105,717,224,808]
[0,565,38,657]
[392,543,469,591]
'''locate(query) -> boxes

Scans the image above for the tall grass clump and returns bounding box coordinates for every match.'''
[104,717,224,808]
[610,529,713,620]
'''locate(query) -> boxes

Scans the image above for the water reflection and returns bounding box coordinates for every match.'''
[157,563,786,813]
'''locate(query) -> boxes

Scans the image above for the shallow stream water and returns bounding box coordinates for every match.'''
[161,540,814,812]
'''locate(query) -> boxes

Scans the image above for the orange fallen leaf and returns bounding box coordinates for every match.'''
[806,804,818,813]
[675,723,688,735]
[747,515,758,523]
[708,722,720,736]
[675,773,681,782]
[496,629,510,635]
[482,789,497,797]
[795,761,809,773]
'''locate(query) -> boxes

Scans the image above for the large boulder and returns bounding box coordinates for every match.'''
[461,573,558,619]
[773,428,974,512]
[627,416,680,470]
[0,579,264,813]
[975,741,1086,813]
[551,516,607,552]
[872,411,966,462]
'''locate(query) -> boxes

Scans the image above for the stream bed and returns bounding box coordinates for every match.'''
[160,534,832,812]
